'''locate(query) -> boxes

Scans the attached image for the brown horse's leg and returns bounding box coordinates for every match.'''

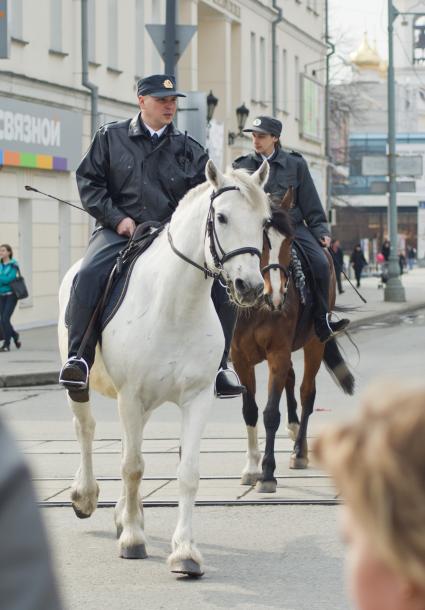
[290,338,324,469]
[256,352,291,493]
[232,354,261,485]
[285,364,299,441]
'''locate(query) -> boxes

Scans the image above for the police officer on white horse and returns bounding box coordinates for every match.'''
[233,115,350,342]
[59,74,244,398]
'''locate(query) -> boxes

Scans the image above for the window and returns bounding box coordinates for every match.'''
[135,0,145,78]
[413,16,425,64]
[250,33,256,101]
[282,49,288,111]
[107,0,118,70]
[88,0,96,63]
[294,55,300,119]
[260,37,266,103]
[11,0,23,40]
[50,0,63,52]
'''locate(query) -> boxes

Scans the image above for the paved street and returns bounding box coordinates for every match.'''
[0,290,424,609]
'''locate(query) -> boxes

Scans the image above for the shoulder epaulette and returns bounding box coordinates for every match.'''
[186,134,205,150]
[290,150,303,158]
[233,154,249,163]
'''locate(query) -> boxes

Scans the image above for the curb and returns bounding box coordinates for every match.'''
[1,301,424,388]
[0,371,59,388]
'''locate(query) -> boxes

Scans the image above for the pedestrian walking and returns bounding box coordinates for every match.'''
[381,238,390,262]
[232,115,349,342]
[314,380,425,610]
[59,73,244,398]
[350,244,367,288]
[407,245,416,271]
[0,244,22,352]
[331,239,344,294]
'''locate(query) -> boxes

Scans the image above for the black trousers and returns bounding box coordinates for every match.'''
[67,227,237,369]
[0,294,18,345]
[294,224,330,319]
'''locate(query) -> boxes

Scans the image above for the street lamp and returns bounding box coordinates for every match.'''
[228,103,250,145]
[206,90,218,123]
[385,1,406,302]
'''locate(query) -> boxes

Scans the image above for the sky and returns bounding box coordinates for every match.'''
[329,0,388,74]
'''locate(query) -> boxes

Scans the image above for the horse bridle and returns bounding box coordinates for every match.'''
[168,186,263,279]
[260,230,292,280]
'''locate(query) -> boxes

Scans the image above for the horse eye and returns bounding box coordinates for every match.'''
[217,213,227,224]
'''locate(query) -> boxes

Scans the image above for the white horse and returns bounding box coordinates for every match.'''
[58,160,270,576]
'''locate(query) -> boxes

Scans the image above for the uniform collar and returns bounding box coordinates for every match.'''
[254,148,287,168]
[128,113,177,138]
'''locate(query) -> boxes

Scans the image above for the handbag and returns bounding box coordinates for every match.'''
[10,266,29,300]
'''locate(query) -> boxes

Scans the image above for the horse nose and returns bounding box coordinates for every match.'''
[235,278,250,295]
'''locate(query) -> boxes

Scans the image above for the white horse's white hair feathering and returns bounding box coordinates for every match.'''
[58,160,270,576]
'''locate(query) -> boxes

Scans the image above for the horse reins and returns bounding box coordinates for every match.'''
[168,186,263,279]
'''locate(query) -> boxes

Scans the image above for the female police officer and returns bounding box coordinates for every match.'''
[233,115,349,342]
[59,74,244,399]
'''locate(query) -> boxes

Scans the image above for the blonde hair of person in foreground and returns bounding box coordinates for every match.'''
[314,381,425,610]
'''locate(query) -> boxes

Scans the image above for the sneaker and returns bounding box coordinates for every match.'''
[315,314,350,343]
[214,367,246,399]
[59,357,89,390]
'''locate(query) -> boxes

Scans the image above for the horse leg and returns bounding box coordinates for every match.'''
[168,387,213,577]
[256,354,290,494]
[290,340,324,469]
[237,361,261,486]
[285,363,299,441]
[115,389,147,559]
[68,393,99,519]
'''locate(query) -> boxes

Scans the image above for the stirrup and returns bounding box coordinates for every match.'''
[214,367,246,399]
[59,357,89,389]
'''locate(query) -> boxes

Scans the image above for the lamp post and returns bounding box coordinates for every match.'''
[228,103,250,145]
[385,3,425,300]
[385,0,406,301]
[206,90,218,124]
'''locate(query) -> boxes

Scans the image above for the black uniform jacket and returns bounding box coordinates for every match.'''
[76,114,208,229]
[233,148,329,242]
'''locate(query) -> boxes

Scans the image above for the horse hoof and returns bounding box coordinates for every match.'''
[170,559,204,578]
[72,504,91,519]
[240,472,260,486]
[120,544,148,560]
[290,454,308,469]
[255,480,277,493]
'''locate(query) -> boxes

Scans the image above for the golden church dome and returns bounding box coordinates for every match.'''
[350,33,382,70]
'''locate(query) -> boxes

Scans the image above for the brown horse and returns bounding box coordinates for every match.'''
[231,190,354,493]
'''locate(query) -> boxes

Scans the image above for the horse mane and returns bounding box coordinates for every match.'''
[177,168,270,217]
[270,205,294,239]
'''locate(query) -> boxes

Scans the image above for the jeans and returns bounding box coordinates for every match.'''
[0,293,18,345]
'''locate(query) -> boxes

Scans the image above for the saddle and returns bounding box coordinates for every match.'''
[99,222,165,330]
[65,221,165,344]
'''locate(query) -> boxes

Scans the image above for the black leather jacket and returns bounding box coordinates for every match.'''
[76,114,208,229]
[233,148,329,242]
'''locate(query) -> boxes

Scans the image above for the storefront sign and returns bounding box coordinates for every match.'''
[300,75,324,143]
[0,96,83,171]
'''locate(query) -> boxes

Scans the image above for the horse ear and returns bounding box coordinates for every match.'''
[206,159,225,189]
[251,160,269,188]
[281,186,293,211]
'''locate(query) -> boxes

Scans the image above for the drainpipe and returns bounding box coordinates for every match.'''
[272,1,283,116]
[325,0,335,214]
[81,0,98,138]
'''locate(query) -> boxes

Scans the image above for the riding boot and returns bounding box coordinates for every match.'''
[313,275,350,343]
[212,281,246,399]
[59,289,99,392]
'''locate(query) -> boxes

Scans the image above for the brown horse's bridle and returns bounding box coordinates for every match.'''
[168,186,263,279]
[260,229,292,280]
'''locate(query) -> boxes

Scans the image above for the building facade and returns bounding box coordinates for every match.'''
[0,0,327,327]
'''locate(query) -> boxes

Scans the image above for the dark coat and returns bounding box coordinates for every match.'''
[350,249,367,271]
[76,114,208,229]
[232,148,329,241]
